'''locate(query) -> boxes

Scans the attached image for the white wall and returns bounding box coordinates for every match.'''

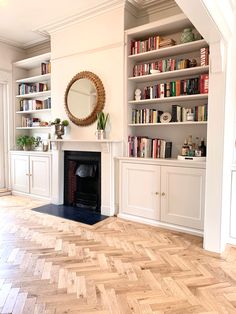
[50,6,125,141]
[0,41,24,71]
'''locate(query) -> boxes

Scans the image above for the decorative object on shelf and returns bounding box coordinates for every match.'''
[16,135,36,151]
[180,135,206,159]
[51,118,69,139]
[180,28,195,44]
[64,71,105,127]
[134,89,141,101]
[96,111,109,140]
[160,112,172,123]
[189,58,197,67]
[150,69,160,74]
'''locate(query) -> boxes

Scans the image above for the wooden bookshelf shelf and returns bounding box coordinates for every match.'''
[16,73,51,84]
[128,121,207,126]
[16,126,51,130]
[128,94,208,105]
[128,39,208,62]
[16,90,51,99]
[128,65,209,83]
[16,109,51,114]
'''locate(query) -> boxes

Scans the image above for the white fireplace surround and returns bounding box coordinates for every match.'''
[51,140,122,216]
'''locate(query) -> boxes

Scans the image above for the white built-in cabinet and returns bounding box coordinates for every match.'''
[10,152,51,199]
[230,170,236,239]
[119,159,205,232]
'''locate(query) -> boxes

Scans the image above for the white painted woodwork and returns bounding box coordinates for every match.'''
[120,162,161,220]
[10,152,51,198]
[11,154,29,193]
[160,166,205,230]
[30,156,50,197]
[119,160,205,231]
[230,170,236,239]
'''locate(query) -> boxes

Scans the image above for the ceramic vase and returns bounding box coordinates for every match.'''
[180,28,195,43]
[55,124,65,139]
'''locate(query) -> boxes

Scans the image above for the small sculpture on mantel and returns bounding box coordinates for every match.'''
[135,88,141,101]
[51,118,69,139]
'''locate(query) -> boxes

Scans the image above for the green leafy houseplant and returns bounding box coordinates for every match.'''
[97,112,109,130]
[16,135,36,151]
[51,118,69,139]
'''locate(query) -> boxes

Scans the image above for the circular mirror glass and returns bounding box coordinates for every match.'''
[64,71,105,126]
[67,79,97,119]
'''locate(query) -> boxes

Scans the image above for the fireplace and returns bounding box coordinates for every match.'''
[64,151,101,212]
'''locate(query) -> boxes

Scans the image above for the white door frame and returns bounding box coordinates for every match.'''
[0,70,12,189]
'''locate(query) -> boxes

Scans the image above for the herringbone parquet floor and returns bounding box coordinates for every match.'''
[0,196,236,313]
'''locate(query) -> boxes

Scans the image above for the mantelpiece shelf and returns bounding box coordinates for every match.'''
[16,90,51,99]
[128,39,208,62]
[128,94,208,105]
[16,109,51,114]
[128,121,207,127]
[128,66,209,83]
[16,73,51,84]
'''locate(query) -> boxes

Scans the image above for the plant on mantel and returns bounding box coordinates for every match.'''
[96,111,109,140]
[51,118,69,139]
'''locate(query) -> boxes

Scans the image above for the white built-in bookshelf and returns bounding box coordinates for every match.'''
[125,14,209,159]
[13,52,52,144]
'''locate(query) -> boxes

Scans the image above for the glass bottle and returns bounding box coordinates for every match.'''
[199,138,206,157]
[181,138,189,156]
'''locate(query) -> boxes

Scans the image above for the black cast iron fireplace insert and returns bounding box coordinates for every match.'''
[64,151,101,212]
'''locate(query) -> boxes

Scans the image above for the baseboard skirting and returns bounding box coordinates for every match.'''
[12,191,51,202]
[118,213,204,237]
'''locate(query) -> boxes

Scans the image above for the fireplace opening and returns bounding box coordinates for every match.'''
[64,151,101,212]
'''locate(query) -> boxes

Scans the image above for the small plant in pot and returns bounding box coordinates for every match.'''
[96,111,109,140]
[16,135,36,151]
[51,118,69,139]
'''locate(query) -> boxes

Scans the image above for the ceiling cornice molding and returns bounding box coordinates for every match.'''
[0,36,24,50]
[35,0,126,36]
[125,0,178,18]
[23,37,50,49]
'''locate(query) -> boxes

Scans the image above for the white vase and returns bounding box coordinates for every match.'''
[95,130,106,140]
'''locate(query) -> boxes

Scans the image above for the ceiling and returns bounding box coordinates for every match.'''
[0,0,176,48]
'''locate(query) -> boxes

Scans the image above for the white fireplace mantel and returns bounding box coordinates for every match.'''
[50,139,123,217]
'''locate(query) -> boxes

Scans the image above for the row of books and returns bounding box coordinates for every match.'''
[128,136,172,159]
[41,62,51,75]
[21,117,49,128]
[172,104,207,122]
[139,76,208,100]
[18,83,48,95]
[130,36,160,55]
[19,98,51,111]
[133,58,200,77]
[132,109,163,124]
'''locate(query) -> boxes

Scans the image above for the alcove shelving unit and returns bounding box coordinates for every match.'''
[13,52,52,142]
[118,14,209,234]
[125,14,209,159]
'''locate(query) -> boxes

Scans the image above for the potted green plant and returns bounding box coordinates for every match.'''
[51,118,69,139]
[96,112,109,140]
[16,135,36,151]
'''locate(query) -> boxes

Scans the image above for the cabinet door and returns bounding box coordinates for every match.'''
[120,162,160,220]
[11,154,29,193]
[30,156,50,197]
[161,166,205,230]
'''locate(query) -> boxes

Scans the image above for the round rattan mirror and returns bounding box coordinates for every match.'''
[64,71,105,126]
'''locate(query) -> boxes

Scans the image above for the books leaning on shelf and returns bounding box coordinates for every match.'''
[140,77,202,100]
[128,136,172,159]
[18,83,48,95]
[130,35,160,55]
[21,117,49,128]
[132,108,163,124]
[133,58,195,77]
[41,62,51,75]
[172,104,207,122]
[20,98,51,111]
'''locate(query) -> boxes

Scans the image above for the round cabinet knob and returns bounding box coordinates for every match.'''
[161,192,166,196]
[155,192,159,195]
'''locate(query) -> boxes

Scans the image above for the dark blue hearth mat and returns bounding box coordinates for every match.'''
[32,204,108,225]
